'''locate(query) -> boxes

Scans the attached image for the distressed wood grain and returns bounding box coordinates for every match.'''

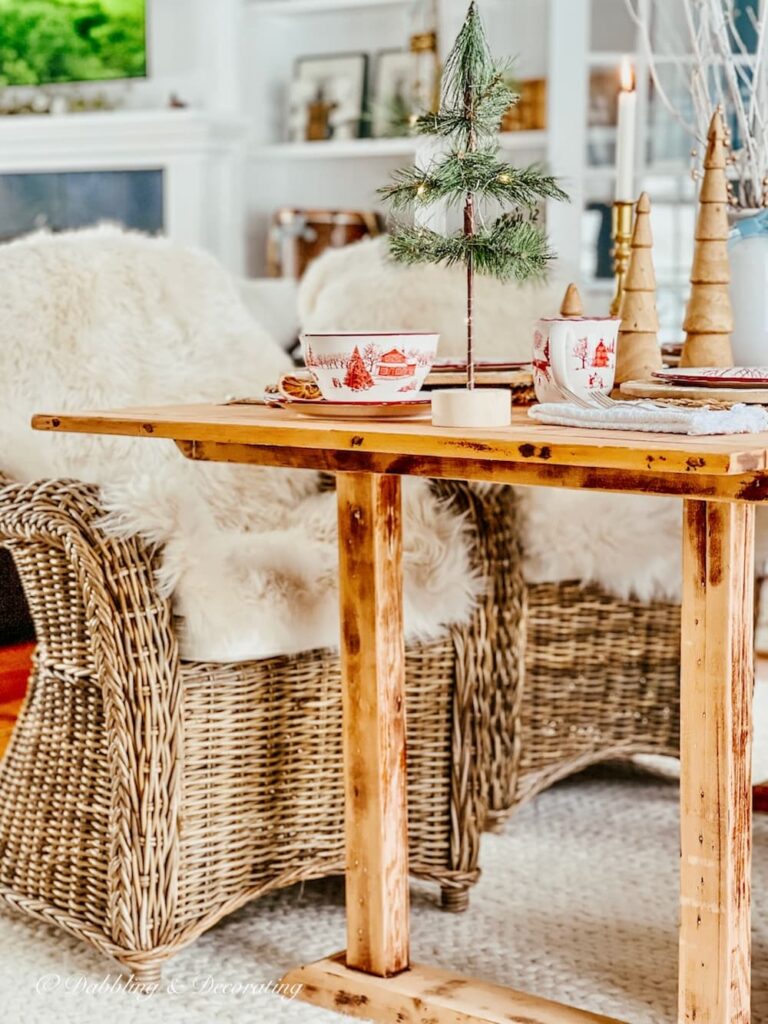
[280,953,628,1024]
[175,439,768,504]
[679,500,754,1024]
[32,404,768,476]
[337,473,409,977]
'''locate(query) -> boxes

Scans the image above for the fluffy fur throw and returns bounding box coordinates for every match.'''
[301,237,768,602]
[0,227,479,661]
[300,236,568,360]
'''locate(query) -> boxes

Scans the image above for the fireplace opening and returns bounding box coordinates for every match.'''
[0,168,164,242]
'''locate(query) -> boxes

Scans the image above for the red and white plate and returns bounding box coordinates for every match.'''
[279,396,431,419]
[653,367,768,388]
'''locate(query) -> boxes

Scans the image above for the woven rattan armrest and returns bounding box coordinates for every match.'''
[0,475,184,954]
[0,476,179,681]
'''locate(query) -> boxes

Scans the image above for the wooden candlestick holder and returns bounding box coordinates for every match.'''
[609,200,635,317]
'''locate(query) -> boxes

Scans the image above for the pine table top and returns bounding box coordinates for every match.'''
[31,403,768,500]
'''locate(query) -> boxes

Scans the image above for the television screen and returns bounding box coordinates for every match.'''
[0,0,147,86]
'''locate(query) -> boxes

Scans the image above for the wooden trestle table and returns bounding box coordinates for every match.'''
[33,404,762,1024]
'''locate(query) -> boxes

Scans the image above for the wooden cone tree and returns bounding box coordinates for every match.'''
[615,192,662,383]
[560,283,583,317]
[680,110,734,367]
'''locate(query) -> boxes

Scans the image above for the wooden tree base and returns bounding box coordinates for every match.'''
[280,952,626,1024]
[431,388,512,428]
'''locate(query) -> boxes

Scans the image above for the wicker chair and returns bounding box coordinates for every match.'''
[483,579,681,829]
[0,474,523,983]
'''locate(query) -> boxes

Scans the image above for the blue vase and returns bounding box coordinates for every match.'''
[729,209,768,365]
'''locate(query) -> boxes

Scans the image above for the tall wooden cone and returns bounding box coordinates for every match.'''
[560,283,583,318]
[615,192,662,383]
[680,110,734,367]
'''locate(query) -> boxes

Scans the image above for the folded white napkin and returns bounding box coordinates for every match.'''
[529,400,768,435]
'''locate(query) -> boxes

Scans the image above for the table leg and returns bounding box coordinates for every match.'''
[336,471,409,977]
[679,500,754,1024]
[281,470,628,1023]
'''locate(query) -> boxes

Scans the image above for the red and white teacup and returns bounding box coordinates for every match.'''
[301,332,439,402]
[532,317,621,403]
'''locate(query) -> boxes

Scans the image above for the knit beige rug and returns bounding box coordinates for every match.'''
[2,690,767,1024]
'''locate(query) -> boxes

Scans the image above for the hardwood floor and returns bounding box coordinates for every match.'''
[0,642,33,758]
[0,699,23,759]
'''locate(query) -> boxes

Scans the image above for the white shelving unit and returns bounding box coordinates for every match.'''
[241,0,689,322]
[242,0,556,274]
[250,0,409,13]
[251,130,547,160]
[252,137,429,160]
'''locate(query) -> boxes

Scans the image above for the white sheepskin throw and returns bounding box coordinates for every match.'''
[0,227,479,661]
[300,236,568,361]
[300,237,768,602]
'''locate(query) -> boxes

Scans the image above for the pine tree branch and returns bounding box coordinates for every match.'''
[441,0,496,116]
[378,150,567,211]
[388,216,555,281]
[381,1,568,292]
[414,72,516,143]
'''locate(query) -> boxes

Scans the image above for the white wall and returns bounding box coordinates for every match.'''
[589,0,635,52]
[127,0,244,110]
[481,0,549,78]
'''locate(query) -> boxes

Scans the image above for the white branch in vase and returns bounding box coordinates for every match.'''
[624,0,768,207]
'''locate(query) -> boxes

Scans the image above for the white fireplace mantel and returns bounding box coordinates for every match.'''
[0,109,250,274]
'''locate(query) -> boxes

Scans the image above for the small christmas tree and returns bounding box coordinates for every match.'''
[379,1,567,393]
[343,345,374,390]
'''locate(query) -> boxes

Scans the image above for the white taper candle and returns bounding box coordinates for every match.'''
[616,56,637,203]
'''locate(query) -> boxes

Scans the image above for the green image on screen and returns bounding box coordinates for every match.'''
[0,0,147,85]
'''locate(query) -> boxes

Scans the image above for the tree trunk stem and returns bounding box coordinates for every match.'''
[465,194,475,390]
[464,78,477,392]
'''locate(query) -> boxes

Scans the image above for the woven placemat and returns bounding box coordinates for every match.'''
[622,396,737,410]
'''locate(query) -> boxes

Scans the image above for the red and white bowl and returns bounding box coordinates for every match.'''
[301,332,440,402]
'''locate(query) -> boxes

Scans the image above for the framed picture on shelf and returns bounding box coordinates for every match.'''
[290,53,368,143]
[587,68,619,167]
[588,68,619,127]
[500,78,547,132]
[371,50,414,139]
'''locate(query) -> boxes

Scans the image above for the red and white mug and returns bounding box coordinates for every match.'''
[532,317,621,403]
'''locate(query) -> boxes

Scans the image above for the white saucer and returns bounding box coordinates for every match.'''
[281,397,431,419]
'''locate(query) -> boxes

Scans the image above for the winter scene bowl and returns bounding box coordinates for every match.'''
[301,332,440,402]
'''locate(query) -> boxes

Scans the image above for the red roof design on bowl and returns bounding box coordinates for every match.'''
[381,348,408,363]
[377,348,416,378]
